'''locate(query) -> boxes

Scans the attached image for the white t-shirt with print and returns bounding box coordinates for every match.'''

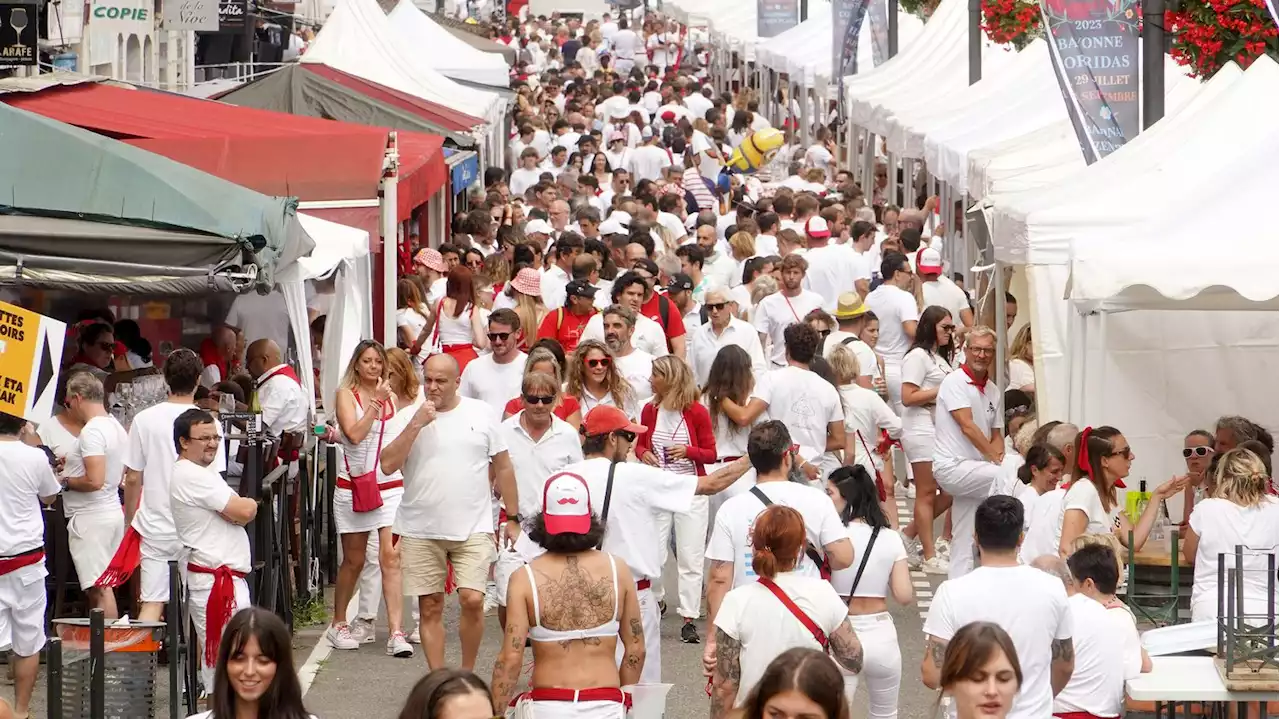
[459,352,529,421]
[901,348,953,436]
[64,415,128,515]
[753,290,825,366]
[923,565,1073,719]
[863,284,919,366]
[705,480,847,589]
[715,572,850,706]
[1188,496,1280,621]
[127,402,228,541]
[1053,594,1143,718]
[750,366,843,459]
[170,458,251,573]
[830,522,908,598]
[389,396,507,541]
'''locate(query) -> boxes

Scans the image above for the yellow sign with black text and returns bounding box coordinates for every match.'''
[0,301,66,423]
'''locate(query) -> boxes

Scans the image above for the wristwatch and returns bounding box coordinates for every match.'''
[507,513,523,523]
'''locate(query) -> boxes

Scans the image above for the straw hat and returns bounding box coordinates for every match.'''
[833,292,868,320]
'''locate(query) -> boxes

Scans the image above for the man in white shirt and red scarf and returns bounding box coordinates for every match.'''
[0,411,62,719]
[245,338,310,467]
[170,408,256,690]
[199,325,238,390]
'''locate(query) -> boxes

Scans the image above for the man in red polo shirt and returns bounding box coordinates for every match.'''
[535,279,597,353]
[631,259,687,358]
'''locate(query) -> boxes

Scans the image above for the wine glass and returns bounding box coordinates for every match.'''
[9,8,27,45]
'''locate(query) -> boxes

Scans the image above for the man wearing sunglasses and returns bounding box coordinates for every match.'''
[687,288,767,387]
[516,405,751,684]
[459,309,529,421]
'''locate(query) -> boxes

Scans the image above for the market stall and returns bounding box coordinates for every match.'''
[387,0,512,88]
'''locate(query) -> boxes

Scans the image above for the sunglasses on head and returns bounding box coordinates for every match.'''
[523,394,556,405]
[1183,446,1214,458]
[487,332,512,342]
[586,357,612,368]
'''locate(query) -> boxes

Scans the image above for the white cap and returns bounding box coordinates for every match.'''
[524,218,554,235]
[805,216,831,239]
[607,211,632,228]
[542,472,592,535]
[599,219,626,235]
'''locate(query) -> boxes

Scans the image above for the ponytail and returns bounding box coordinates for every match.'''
[752,546,779,579]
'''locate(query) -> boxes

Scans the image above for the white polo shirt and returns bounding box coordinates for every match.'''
[127,401,228,542]
[1053,594,1144,718]
[501,413,585,517]
[459,352,529,421]
[687,317,768,387]
[170,458,251,573]
[388,396,507,541]
[753,290,825,366]
[863,284,919,366]
[255,366,310,435]
[932,368,1002,468]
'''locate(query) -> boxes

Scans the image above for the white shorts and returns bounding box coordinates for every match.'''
[333,485,403,535]
[506,694,628,719]
[0,564,48,657]
[140,534,183,603]
[900,431,936,465]
[494,546,526,608]
[67,506,125,588]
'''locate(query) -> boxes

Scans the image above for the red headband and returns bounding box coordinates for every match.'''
[1077,426,1094,478]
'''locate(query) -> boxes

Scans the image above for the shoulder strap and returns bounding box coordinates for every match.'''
[750,485,772,507]
[658,294,670,328]
[841,336,858,347]
[556,307,565,331]
[596,460,621,549]
[757,577,828,650]
[430,299,445,347]
[848,525,881,595]
[750,486,828,576]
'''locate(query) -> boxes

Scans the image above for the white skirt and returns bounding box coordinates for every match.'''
[333,485,403,535]
[900,431,937,464]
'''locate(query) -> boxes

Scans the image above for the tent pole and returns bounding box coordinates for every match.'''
[885,151,897,207]
[993,261,1008,410]
[1097,310,1108,422]
[381,137,400,347]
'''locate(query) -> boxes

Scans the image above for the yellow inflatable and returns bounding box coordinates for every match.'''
[725,127,785,174]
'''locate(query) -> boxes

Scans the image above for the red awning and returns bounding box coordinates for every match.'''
[302,65,485,134]
[2,83,446,220]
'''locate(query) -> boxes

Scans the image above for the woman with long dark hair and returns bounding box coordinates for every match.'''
[427,266,489,373]
[939,622,1022,719]
[826,466,913,717]
[738,647,851,719]
[899,305,956,575]
[397,669,491,719]
[192,608,311,719]
[491,473,645,717]
[702,345,758,514]
[1059,426,1183,557]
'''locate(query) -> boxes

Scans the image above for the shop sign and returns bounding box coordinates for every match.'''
[0,301,66,423]
[161,0,218,31]
[90,0,155,33]
[218,0,247,30]
[0,3,38,66]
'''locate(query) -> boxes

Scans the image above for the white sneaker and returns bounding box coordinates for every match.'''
[922,555,950,575]
[903,537,923,568]
[351,617,376,644]
[906,483,917,499]
[408,625,421,644]
[326,623,360,650]
[935,538,952,559]
[387,631,414,658]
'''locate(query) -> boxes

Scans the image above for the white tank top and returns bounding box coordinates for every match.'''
[436,302,477,347]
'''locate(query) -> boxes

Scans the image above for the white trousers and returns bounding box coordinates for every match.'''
[615,586,661,684]
[934,459,1003,579]
[506,696,627,719]
[840,613,902,719]
[186,573,250,690]
[652,495,709,619]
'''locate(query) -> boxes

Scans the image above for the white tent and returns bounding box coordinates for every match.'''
[755,6,923,89]
[387,0,511,88]
[301,0,505,163]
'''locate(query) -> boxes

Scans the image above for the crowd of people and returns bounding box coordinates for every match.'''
[1,5,1278,719]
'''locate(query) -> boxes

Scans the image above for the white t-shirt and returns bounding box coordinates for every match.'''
[1188,497,1280,621]
[1020,488,1067,565]
[685,93,714,122]
[750,366,843,459]
[932,370,1002,467]
[629,144,671,183]
[37,415,80,472]
[613,349,655,407]
[509,167,542,197]
[1053,594,1143,717]
[705,480,847,589]
[225,290,291,361]
[802,245,870,312]
[501,414,585,517]
[921,277,970,327]
[1062,479,1119,536]
[863,284,919,365]
[0,440,61,559]
[691,129,721,182]
[840,384,901,475]
[900,348,953,436]
[459,352,528,421]
[170,458,251,573]
[1008,358,1035,391]
[389,397,507,541]
[611,28,639,59]
[396,307,431,362]
[803,144,834,181]
[127,401,228,541]
[923,565,1073,719]
[65,415,128,515]
[824,332,879,380]
[753,290,825,366]
[714,572,850,706]
[580,313,668,357]
[830,522,907,598]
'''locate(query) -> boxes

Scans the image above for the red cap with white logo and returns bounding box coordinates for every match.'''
[542,472,592,535]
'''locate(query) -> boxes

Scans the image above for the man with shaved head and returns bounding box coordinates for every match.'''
[245,338,309,440]
[380,353,519,671]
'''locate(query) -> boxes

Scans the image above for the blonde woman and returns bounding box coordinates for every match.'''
[637,355,718,643]
[828,345,901,528]
[328,340,412,657]
[728,231,757,288]
[509,267,547,352]
[1182,447,1279,622]
[1007,324,1034,394]
[500,347,582,427]
[745,274,778,322]
[566,338,637,419]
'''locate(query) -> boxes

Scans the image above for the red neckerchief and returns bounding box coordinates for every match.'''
[960,363,988,388]
[256,364,300,389]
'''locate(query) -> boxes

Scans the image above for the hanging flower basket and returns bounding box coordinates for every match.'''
[901,0,943,21]
[1166,0,1279,79]
[980,0,1044,49]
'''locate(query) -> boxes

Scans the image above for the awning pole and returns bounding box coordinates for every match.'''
[381,135,400,347]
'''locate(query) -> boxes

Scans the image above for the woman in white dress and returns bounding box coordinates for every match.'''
[826,465,913,718]
[326,340,412,657]
[396,278,432,376]
[827,345,901,528]
[565,339,638,420]
[898,306,956,574]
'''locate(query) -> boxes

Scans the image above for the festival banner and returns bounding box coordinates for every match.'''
[0,301,66,424]
[758,0,799,38]
[833,0,871,105]
[1039,0,1140,164]
[868,0,889,66]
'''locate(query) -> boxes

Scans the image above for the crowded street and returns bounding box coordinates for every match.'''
[0,0,1277,717]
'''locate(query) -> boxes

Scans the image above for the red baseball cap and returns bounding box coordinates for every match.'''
[582,405,644,437]
[542,472,592,535]
[917,247,943,275]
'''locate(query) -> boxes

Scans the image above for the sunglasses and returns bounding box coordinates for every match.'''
[487,332,512,342]
[586,357,612,368]
[615,429,637,443]
[705,302,728,311]
[523,394,556,405]
[1108,446,1134,460]
[940,324,955,331]
[96,342,115,351]
[1183,446,1214,458]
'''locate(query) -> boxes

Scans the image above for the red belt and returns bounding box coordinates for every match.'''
[636,579,651,591]
[336,478,403,491]
[187,562,248,667]
[718,456,742,462]
[515,687,631,707]
[1055,712,1110,719]
[440,344,474,352]
[0,548,44,576]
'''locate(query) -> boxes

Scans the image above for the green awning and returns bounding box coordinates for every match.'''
[0,102,312,292]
